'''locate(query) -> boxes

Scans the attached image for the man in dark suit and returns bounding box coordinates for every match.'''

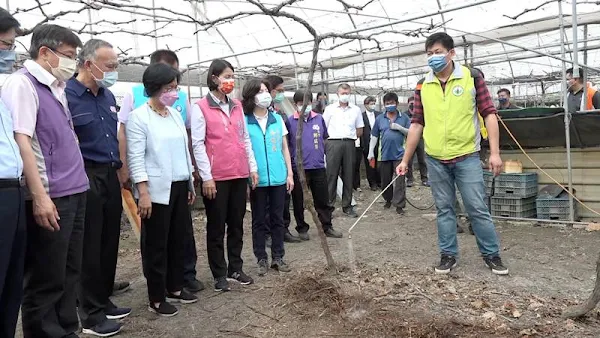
[361,96,381,190]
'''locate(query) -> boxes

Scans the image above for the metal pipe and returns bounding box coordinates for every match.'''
[566,0,577,222]
[307,42,600,88]
[185,0,497,67]
[444,25,600,73]
[151,0,158,50]
[583,24,588,109]
[559,0,567,107]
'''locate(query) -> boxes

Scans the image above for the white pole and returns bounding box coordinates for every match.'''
[566,0,577,221]
[558,0,567,107]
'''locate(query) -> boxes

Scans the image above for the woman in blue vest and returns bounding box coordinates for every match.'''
[243,78,294,276]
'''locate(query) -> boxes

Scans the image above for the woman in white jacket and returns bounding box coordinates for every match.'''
[126,63,196,317]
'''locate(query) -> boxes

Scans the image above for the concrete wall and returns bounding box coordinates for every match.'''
[502,147,600,221]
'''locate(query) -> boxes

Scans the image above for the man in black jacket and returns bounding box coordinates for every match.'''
[361,96,381,190]
[405,96,429,187]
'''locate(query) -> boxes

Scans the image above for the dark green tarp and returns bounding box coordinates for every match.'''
[497,108,600,148]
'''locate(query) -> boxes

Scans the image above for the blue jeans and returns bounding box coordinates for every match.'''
[426,154,500,257]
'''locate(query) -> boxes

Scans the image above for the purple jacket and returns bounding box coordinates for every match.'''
[288,111,328,171]
[21,70,89,198]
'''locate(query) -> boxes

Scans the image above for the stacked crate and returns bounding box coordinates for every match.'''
[536,186,578,221]
[483,171,538,218]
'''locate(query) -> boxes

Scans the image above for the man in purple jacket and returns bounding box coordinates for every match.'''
[288,90,342,239]
[1,25,88,338]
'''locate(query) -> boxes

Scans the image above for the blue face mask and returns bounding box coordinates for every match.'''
[274,92,285,103]
[427,53,448,73]
[92,63,118,88]
[385,105,397,113]
[298,105,312,115]
[0,50,16,74]
[498,98,508,104]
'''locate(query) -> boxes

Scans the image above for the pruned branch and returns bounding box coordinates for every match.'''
[20,2,97,36]
[336,0,376,11]
[502,0,556,20]
[76,19,137,34]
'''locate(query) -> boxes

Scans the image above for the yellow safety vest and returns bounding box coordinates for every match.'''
[479,114,488,139]
[419,65,483,160]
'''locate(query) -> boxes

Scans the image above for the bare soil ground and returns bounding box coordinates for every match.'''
[16,181,600,337]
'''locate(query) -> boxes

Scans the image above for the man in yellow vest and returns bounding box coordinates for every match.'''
[396,32,507,275]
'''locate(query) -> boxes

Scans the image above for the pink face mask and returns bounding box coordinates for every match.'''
[159,90,178,107]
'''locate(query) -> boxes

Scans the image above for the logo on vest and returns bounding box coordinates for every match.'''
[312,124,320,131]
[176,105,182,112]
[452,85,464,97]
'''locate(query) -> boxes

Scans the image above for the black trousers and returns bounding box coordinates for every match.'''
[290,168,333,233]
[352,147,362,189]
[203,178,247,278]
[326,139,355,209]
[250,185,286,262]
[407,139,428,182]
[0,185,26,338]
[22,192,87,338]
[141,181,190,303]
[183,214,198,283]
[362,149,381,188]
[379,160,407,208]
[265,193,291,235]
[77,163,122,328]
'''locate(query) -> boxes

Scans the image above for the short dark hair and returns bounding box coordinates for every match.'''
[207,59,234,91]
[497,88,511,96]
[265,75,284,90]
[425,32,454,52]
[142,63,180,97]
[337,83,351,91]
[150,49,179,67]
[242,78,271,115]
[293,89,313,104]
[317,92,327,98]
[407,96,415,103]
[364,96,376,104]
[29,24,82,59]
[383,92,399,104]
[566,67,584,83]
[0,7,20,34]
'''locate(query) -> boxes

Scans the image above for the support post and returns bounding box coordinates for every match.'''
[559,0,567,107]
[151,0,159,50]
[566,0,577,222]
[583,24,588,109]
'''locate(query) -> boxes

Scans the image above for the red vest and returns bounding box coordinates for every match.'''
[196,96,249,181]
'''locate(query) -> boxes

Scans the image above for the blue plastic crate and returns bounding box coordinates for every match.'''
[491,196,536,213]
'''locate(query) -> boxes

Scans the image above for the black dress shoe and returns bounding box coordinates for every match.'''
[342,207,358,218]
[184,279,205,293]
[284,231,301,243]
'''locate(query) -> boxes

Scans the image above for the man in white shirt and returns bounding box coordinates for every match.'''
[322,83,364,217]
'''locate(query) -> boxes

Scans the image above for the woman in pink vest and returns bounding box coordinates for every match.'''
[191,59,258,292]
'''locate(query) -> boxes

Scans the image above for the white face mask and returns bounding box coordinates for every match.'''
[47,49,77,82]
[338,94,350,103]
[367,104,376,111]
[255,92,272,108]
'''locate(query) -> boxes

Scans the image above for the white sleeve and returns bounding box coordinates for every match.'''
[355,107,365,128]
[282,119,289,136]
[322,105,332,128]
[190,103,213,181]
[126,112,148,184]
[243,119,258,173]
[118,90,135,124]
[1,74,38,137]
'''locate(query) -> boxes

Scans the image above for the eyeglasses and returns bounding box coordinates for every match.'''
[47,47,77,60]
[164,86,180,92]
[0,39,16,51]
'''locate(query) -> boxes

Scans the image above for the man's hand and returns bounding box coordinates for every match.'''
[188,191,195,205]
[33,193,60,231]
[369,158,376,168]
[250,172,259,190]
[138,192,152,219]
[395,161,409,176]
[488,153,503,176]
[202,179,217,200]
[286,175,294,194]
[192,169,200,188]
[117,166,131,191]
